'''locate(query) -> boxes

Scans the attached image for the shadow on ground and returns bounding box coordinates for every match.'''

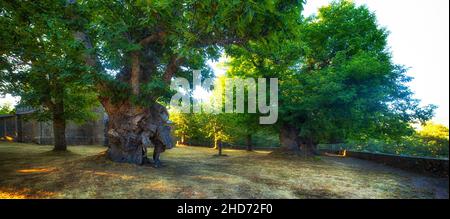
[0,142,448,199]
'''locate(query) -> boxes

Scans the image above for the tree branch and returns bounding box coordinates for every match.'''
[139,31,166,47]
[72,31,111,93]
[163,56,184,83]
[73,31,102,69]
[195,37,247,47]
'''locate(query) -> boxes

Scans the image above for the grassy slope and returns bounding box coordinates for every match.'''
[0,142,448,199]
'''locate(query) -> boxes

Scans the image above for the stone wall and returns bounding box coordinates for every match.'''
[320,149,449,177]
[1,109,106,145]
[0,115,16,140]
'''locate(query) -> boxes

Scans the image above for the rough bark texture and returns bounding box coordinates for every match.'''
[52,102,67,151]
[102,100,173,165]
[279,124,300,151]
[279,124,318,156]
[67,0,177,165]
[299,137,318,156]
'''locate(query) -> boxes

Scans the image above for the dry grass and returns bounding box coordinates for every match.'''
[0,142,447,199]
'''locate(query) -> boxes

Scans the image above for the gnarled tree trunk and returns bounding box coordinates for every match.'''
[279,124,300,151]
[279,124,318,156]
[102,100,173,165]
[299,137,318,156]
[67,1,181,165]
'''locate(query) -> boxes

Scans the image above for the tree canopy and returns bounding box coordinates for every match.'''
[1,0,307,163]
[224,0,435,153]
[1,0,100,150]
[0,0,441,160]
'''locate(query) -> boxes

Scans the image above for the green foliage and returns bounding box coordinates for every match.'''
[416,122,449,157]
[0,0,99,123]
[226,0,435,146]
[334,122,449,158]
[3,0,306,116]
[68,0,305,103]
[0,102,14,114]
[170,109,204,144]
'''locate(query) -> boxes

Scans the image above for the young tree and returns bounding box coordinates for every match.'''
[170,109,200,145]
[0,1,98,151]
[199,112,234,156]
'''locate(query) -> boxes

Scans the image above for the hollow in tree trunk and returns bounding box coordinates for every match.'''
[279,124,318,156]
[279,124,300,151]
[102,100,173,166]
[299,137,318,156]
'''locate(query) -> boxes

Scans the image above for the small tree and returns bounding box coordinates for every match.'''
[170,109,200,145]
[199,112,234,156]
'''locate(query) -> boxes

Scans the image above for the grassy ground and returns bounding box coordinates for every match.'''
[0,142,448,199]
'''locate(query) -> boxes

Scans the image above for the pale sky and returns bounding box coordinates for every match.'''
[2,0,449,126]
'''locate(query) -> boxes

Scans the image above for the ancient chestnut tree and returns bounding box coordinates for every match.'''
[1,0,304,164]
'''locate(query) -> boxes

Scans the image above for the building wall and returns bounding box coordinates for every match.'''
[1,109,106,145]
[319,149,449,177]
[0,115,16,140]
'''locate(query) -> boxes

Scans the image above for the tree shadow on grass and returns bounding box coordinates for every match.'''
[292,187,346,199]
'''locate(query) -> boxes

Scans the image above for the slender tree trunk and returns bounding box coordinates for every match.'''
[181,134,186,145]
[213,131,218,149]
[279,124,300,151]
[246,134,253,151]
[52,101,67,151]
[218,140,223,156]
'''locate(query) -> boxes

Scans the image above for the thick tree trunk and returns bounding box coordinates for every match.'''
[246,134,253,151]
[279,124,317,156]
[279,124,300,151]
[52,102,67,151]
[299,137,318,156]
[103,100,173,165]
